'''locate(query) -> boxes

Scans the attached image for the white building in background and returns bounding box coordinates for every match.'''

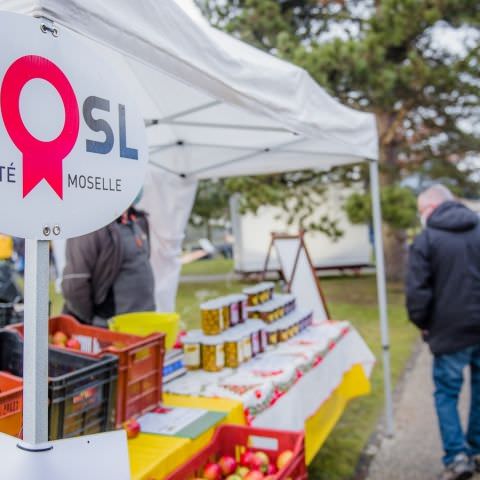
[230,186,373,274]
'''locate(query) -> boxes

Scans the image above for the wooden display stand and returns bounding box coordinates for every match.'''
[263,232,330,321]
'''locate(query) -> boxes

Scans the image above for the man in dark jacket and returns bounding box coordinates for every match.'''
[407,184,480,480]
[62,206,155,326]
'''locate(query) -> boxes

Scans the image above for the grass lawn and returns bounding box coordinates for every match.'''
[181,257,235,276]
[175,270,417,480]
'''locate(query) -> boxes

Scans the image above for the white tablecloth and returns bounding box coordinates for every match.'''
[166,323,375,428]
[252,328,375,430]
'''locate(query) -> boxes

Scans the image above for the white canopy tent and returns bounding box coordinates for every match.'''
[1,0,393,434]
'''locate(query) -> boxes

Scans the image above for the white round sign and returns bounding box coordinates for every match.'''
[0,12,148,239]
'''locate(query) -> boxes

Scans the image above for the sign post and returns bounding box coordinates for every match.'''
[0,11,147,477]
[22,239,49,444]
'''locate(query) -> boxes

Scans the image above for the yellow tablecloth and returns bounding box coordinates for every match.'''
[129,395,245,480]
[129,435,190,480]
[129,364,370,479]
[305,363,371,463]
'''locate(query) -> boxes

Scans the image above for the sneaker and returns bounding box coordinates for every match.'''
[439,453,474,480]
[473,454,480,472]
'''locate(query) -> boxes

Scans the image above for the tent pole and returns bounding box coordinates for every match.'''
[369,160,394,437]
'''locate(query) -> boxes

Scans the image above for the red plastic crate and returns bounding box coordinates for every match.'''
[165,424,307,480]
[0,371,23,437]
[10,315,165,426]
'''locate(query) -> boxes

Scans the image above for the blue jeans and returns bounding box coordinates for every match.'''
[433,345,480,465]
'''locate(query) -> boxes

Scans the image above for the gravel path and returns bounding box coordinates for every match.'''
[367,344,478,480]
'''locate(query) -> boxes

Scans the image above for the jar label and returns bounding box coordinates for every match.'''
[243,338,252,359]
[251,333,260,355]
[238,344,244,363]
[230,302,240,325]
[241,300,248,321]
[216,344,225,368]
[260,330,267,350]
[184,344,200,367]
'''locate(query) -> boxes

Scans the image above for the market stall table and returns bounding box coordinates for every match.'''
[128,322,374,479]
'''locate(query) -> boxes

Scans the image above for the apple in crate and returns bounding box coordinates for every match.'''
[236,465,250,477]
[52,331,68,346]
[240,451,255,468]
[219,455,237,476]
[254,451,269,472]
[66,337,81,350]
[276,450,294,470]
[248,454,264,472]
[123,418,141,439]
[244,471,264,480]
[266,463,277,475]
[203,462,222,480]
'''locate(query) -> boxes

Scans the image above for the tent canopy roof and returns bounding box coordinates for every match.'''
[1,0,378,179]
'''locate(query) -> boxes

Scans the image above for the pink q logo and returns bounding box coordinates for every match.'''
[0,55,79,199]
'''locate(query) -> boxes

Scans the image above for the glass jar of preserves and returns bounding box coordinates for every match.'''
[201,337,225,372]
[226,294,241,327]
[266,324,279,346]
[201,300,225,335]
[221,300,231,330]
[243,282,275,307]
[182,330,202,370]
[223,330,244,368]
[240,328,253,362]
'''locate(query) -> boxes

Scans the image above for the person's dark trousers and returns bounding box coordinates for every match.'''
[433,345,480,465]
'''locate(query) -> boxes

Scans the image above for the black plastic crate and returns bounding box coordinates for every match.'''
[0,303,15,327]
[0,330,117,440]
[0,303,23,328]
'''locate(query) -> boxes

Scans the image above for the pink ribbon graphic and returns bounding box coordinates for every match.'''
[0,55,79,199]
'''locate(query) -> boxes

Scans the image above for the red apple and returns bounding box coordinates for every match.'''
[266,463,277,475]
[244,471,264,480]
[203,462,222,480]
[52,331,67,346]
[276,450,294,470]
[123,418,141,439]
[219,455,237,476]
[254,451,269,472]
[226,475,243,480]
[240,451,256,468]
[248,455,264,472]
[66,337,81,350]
[264,476,276,480]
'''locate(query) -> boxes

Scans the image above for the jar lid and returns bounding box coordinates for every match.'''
[183,330,202,343]
[247,320,265,330]
[226,293,248,302]
[202,335,224,346]
[200,299,222,310]
[223,329,242,341]
[243,282,274,295]
[265,323,279,333]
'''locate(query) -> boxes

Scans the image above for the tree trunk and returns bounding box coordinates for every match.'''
[382,224,408,283]
[206,221,212,241]
[376,111,409,282]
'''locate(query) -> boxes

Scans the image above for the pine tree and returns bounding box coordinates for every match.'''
[197,0,480,280]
